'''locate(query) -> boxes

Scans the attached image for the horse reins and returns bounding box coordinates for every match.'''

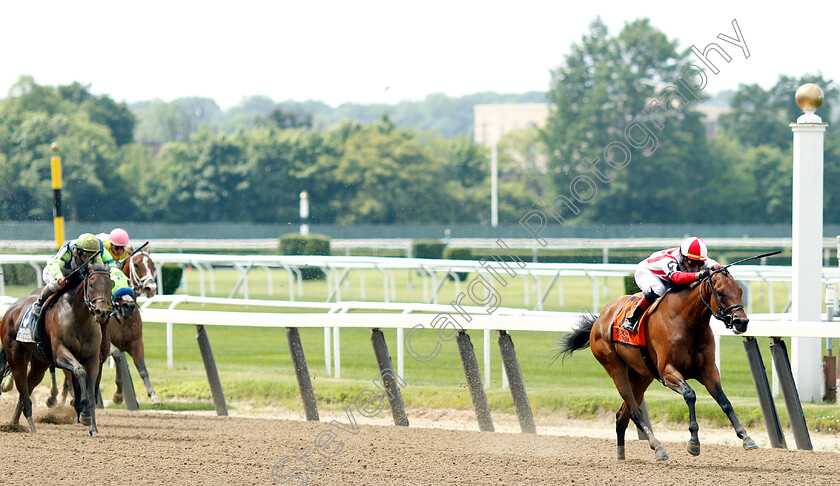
[699,271,744,329]
[696,250,782,328]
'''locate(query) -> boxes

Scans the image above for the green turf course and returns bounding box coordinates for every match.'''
[5,265,840,435]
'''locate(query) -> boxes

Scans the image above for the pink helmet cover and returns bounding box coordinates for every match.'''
[109,227,130,245]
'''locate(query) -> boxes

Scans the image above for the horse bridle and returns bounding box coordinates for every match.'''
[699,270,744,329]
[127,251,156,295]
[83,269,114,317]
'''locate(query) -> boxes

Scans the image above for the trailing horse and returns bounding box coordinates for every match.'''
[557,268,758,461]
[110,249,161,404]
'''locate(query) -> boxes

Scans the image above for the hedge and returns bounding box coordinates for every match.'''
[162,264,184,295]
[412,240,446,259]
[443,247,473,282]
[1,263,38,287]
[624,274,641,295]
[279,233,331,280]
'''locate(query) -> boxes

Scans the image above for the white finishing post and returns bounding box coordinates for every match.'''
[790,84,827,403]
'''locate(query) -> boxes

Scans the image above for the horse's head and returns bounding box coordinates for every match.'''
[704,269,749,334]
[127,251,157,298]
[83,263,114,323]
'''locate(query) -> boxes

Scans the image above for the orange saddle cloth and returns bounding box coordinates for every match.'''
[612,293,653,347]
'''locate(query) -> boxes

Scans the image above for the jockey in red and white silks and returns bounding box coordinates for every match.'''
[621,237,720,333]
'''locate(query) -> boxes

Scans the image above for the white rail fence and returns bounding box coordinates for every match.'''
[0,294,834,389]
[2,236,837,261]
[2,253,838,313]
[132,295,833,382]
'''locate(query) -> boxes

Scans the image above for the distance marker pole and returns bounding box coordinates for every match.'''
[50,142,64,249]
[299,190,309,236]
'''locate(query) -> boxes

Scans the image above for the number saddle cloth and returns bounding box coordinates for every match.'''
[17,293,64,364]
[611,292,666,347]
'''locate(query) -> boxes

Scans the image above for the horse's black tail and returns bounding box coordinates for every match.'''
[551,312,598,363]
[0,347,9,393]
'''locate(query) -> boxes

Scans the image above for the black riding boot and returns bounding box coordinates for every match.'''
[31,286,56,321]
[620,301,648,333]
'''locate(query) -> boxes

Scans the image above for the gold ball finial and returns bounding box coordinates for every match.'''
[50,142,59,152]
[795,83,824,112]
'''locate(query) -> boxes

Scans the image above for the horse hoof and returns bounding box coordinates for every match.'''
[617,445,625,461]
[112,393,123,405]
[46,396,57,408]
[743,438,758,450]
[686,441,701,456]
[654,446,670,461]
[1,376,13,392]
[89,429,99,437]
[80,414,92,426]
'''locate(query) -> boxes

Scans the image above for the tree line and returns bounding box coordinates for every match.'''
[0,17,838,226]
[542,18,839,226]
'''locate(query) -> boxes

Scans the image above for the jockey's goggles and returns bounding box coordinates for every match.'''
[685,258,704,267]
[112,245,125,251]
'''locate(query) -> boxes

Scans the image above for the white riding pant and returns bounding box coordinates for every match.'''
[42,268,63,292]
[634,268,668,297]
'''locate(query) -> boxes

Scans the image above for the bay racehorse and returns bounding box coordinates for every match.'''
[50,248,162,407]
[557,268,758,461]
[110,249,161,404]
[0,262,113,435]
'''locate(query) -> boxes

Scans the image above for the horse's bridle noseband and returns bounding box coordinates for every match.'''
[699,270,744,329]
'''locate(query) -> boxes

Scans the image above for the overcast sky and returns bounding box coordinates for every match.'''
[0,1,835,109]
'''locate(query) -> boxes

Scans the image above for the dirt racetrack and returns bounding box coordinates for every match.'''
[0,396,838,486]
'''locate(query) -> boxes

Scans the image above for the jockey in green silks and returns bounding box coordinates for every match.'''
[31,232,135,321]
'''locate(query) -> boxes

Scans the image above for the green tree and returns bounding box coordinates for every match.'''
[59,81,137,146]
[0,77,129,221]
[720,74,838,150]
[239,126,325,223]
[168,129,246,222]
[542,17,711,224]
[312,115,451,223]
[543,18,683,179]
[266,107,313,129]
[823,135,840,224]
[133,97,221,147]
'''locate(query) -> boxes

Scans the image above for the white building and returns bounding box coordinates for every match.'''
[473,104,549,145]
[474,102,730,145]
